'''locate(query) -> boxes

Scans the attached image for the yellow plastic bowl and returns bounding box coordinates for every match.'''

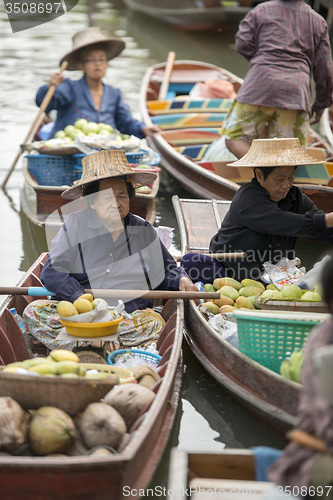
[60,316,123,338]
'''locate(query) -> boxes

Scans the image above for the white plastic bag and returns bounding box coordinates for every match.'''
[295,255,331,290]
[261,257,305,289]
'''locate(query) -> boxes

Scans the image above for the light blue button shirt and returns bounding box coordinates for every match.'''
[36,77,145,138]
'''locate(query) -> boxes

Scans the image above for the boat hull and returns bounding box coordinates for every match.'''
[185,299,298,434]
[0,254,183,499]
[172,196,302,434]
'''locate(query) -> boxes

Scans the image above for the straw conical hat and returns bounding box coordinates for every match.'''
[227,138,325,168]
[60,27,125,71]
[62,150,157,200]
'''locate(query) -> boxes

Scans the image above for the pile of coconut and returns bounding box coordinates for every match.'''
[0,383,156,457]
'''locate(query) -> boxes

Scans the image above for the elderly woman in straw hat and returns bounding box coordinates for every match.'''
[181,138,333,284]
[36,26,159,139]
[23,150,196,352]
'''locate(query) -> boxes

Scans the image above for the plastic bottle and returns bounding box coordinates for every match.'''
[194,281,205,304]
[9,308,33,356]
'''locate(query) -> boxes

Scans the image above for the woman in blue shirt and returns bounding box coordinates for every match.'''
[36,26,159,139]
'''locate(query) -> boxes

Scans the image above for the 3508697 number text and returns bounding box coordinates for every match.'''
[277,485,333,497]
[5,2,62,14]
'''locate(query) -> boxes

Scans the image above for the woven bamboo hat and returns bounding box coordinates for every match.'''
[227,138,324,168]
[60,27,125,71]
[62,150,157,200]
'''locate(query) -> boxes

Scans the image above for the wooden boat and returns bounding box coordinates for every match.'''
[20,155,160,241]
[119,0,259,31]
[0,253,184,499]
[140,59,333,213]
[172,196,301,434]
[167,448,273,500]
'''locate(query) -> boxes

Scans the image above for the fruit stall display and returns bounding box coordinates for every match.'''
[0,347,158,458]
[197,277,328,377]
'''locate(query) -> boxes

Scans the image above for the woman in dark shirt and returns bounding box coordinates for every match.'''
[181,138,333,283]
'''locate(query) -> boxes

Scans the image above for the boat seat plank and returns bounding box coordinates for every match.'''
[175,145,210,160]
[180,200,229,251]
[190,479,271,500]
[173,197,231,254]
[188,450,256,481]
[152,113,226,130]
[147,98,233,115]
[151,68,232,84]
[163,129,220,147]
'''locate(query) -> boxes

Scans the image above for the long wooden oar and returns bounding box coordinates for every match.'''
[158,51,176,100]
[175,252,247,262]
[287,429,326,453]
[1,60,68,191]
[0,287,219,300]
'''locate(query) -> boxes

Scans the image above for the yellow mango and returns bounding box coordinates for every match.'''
[215,277,242,290]
[73,298,93,314]
[219,285,239,301]
[241,279,265,291]
[78,293,94,302]
[266,283,279,291]
[57,301,79,318]
[239,286,264,297]
[236,296,255,309]
[219,305,235,313]
[247,295,262,309]
[213,295,234,307]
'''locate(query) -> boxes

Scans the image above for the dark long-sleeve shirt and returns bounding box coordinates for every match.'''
[209,178,332,280]
[41,209,187,312]
[235,0,333,116]
[36,77,145,138]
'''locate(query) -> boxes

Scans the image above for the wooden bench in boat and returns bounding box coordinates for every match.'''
[167,448,272,500]
[147,97,234,115]
[151,112,227,130]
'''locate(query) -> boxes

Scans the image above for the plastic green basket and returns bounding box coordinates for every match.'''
[233,310,329,373]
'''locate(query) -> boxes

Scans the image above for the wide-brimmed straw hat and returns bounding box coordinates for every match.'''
[60,27,125,71]
[227,138,324,168]
[62,150,157,200]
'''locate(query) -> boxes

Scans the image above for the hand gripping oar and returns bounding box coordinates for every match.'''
[0,287,219,300]
[1,60,68,190]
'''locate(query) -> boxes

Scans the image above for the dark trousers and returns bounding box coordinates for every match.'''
[180,253,226,284]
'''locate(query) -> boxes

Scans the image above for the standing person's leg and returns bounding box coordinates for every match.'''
[221,102,270,159]
[268,108,310,147]
[225,138,251,159]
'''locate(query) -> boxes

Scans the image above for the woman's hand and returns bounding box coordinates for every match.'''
[179,276,198,292]
[49,72,65,87]
[325,212,333,227]
[179,276,200,305]
[142,125,161,137]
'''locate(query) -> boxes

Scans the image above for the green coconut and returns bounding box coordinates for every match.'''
[29,406,76,456]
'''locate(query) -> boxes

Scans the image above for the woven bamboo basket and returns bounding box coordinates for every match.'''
[0,364,133,415]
